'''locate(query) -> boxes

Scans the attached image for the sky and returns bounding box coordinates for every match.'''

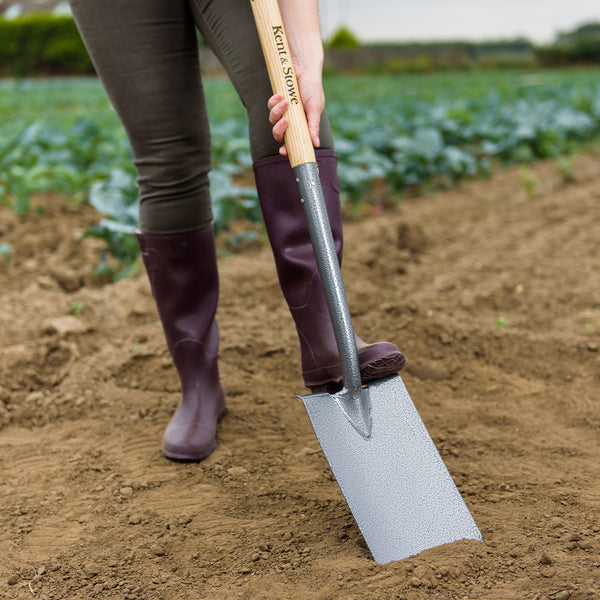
[318,0,600,43]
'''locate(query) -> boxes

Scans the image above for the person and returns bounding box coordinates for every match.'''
[70,0,405,462]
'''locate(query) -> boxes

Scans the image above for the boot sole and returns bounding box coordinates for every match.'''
[162,437,218,462]
[308,351,406,394]
[361,352,406,381]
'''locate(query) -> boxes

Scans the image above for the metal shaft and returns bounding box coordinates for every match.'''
[294,163,372,438]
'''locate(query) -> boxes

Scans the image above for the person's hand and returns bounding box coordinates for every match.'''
[268,72,324,157]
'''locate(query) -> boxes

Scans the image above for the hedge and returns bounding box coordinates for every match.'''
[536,35,600,66]
[0,14,94,76]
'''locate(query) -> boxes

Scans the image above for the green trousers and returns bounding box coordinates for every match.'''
[70,0,333,233]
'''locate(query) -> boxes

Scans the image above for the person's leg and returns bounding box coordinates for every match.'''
[254,150,405,392]
[189,0,405,390]
[70,0,213,233]
[70,0,224,460]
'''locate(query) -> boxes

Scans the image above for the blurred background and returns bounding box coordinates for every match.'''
[318,0,600,44]
[0,0,599,276]
[1,0,600,74]
[0,0,600,74]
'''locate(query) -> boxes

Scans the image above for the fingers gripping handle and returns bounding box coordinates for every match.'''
[250,0,316,167]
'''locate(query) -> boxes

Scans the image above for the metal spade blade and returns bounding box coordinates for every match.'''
[302,374,483,564]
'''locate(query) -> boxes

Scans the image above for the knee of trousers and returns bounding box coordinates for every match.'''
[136,158,214,235]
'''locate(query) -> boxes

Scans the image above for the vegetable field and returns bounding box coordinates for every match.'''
[2,69,600,276]
[1,69,600,599]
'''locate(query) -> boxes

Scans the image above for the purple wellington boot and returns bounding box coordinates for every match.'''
[253,149,405,393]
[136,226,225,461]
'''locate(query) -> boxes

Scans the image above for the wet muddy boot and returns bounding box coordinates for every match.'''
[135,226,225,461]
[253,149,405,393]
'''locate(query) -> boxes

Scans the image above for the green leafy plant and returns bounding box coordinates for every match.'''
[70,301,85,315]
[557,154,577,183]
[80,167,139,280]
[0,242,12,263]
[5,71,600,280]
[494,316,509,331]
[519,168,538,197]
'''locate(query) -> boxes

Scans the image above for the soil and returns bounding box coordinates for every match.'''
[1,153,599,600]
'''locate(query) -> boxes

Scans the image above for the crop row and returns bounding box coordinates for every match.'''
[1,70,600,277]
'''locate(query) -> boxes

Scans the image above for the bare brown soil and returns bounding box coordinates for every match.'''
[1,154,600,600]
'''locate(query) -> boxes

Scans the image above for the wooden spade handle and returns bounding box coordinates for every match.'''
[250,0,317,167]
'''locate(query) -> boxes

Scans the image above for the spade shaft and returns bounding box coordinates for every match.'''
[251,0,372,437]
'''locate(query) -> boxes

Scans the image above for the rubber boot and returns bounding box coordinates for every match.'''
[253,149,405,393]
[135,226,225,461]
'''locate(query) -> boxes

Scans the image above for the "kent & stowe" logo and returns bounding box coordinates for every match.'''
[271,25,299,105]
